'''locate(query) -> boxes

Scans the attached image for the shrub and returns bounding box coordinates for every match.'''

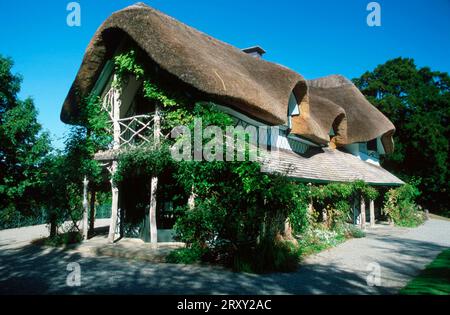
[297,226,346,256]
[383,183,425,227]
[172,161,306,273]
[307,180,378,229]
[288,184,310,235]
[343,224,366,238]
[232,239,299,273]
[43,231,83,247]
[166,245,206,264]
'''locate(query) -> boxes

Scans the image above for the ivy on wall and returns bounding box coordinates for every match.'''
[91,49,425,272]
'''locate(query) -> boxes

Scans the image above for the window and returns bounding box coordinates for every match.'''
[287,93,300,129]
[367,138,377,152]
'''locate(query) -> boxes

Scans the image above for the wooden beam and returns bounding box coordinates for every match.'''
[370,199,375,227]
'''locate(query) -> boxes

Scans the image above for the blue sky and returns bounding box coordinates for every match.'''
[1,0,449,149]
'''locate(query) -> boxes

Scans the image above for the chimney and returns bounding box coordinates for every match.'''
[242,46,266,59]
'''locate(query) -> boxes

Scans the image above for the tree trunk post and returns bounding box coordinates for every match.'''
[108,77,121,243]
[370,199,375,227]
[149,104,161,245]
[108,162,119,243]
[89,189,96,234]
[50,215,57,238]
[82,176,89,240]
[360,195,366,230]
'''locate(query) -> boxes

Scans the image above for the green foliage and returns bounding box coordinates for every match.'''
[166,245,206,264]
[114,50,145,82]
[0,206,46,230]
[233,239,299,273]
[383,182,425,227]
[297,226,347,257]
[287,184,310,235]
[43,231,83,247]
[306,180,379,229]
[92,50,384,273]
[95,192,112,219]
[114,143,174,185]
[353,58,450,213]
[112,50,305,272]
[400,248,450,295]
[344,224,366,238]
[172,160,307,272]
[39,81,111,235]
[0,55,51,228]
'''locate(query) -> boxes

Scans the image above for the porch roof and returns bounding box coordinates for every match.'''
[259,147,404,186]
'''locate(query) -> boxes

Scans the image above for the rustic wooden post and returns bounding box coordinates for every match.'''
[370,199,375,227]
[108,76,121,243]
[360,195,366,230]
[149,104,161,245]
[82,176,89,240]
[108,165,119,243]
[89,189,96,233]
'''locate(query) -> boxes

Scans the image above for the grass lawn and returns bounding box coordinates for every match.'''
[400,248,450,295]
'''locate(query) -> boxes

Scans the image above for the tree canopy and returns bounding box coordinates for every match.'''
[0,55,51,226]
[353,57,450,213]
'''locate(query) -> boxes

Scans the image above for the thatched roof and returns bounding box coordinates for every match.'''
[60,2,306,126]
[60,3,395,153]
[293,75,396,153]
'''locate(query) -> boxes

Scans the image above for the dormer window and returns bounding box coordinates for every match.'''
[367,138,377,152]
[287,93,300,129]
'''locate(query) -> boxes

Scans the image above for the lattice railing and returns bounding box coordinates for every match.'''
[118,114,154,148]
[101,86,157,149]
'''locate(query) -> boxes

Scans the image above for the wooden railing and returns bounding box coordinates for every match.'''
[101,86,156,149]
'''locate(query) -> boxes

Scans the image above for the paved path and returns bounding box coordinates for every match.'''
[0,218,449,294]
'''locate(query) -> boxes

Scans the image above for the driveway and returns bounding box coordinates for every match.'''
[0,218,449,294]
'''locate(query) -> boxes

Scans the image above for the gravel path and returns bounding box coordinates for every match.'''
[0,218,449,295]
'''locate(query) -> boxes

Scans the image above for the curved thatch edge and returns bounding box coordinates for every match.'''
[290,75,395,153]
[60,4,396,155]
[60,3,305,126]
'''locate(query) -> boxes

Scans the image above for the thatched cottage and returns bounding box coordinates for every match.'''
[60,3,403,243]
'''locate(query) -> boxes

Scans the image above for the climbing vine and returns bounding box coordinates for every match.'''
[108,48,390,273]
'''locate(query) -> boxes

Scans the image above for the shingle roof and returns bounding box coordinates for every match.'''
[259,147,403,186]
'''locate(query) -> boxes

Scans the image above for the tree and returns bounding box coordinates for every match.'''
[0,55,51,227]
[353,58,450,213]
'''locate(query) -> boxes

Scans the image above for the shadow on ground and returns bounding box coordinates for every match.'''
[0,221,448,295]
